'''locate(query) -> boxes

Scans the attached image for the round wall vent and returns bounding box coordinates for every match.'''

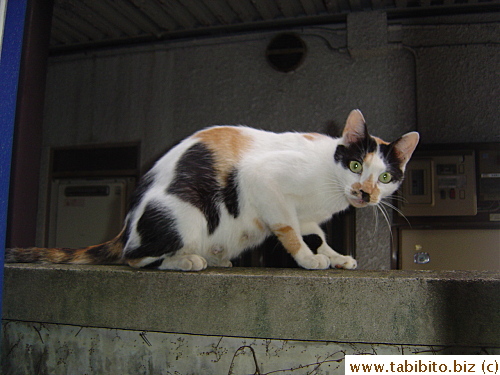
[266,33,307,73]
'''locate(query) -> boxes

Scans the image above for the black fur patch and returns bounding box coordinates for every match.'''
[167,143,221,234]
[142,258,165,269]
[302,234,323,253]
[223,168,240,218]
[127,202,184,259]
[129,171,155,211]
[379,143,404,182]
[334,126,377,170]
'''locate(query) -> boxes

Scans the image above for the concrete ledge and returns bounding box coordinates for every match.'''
[2,264,499,346]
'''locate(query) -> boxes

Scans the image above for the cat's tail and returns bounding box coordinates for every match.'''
[4,228,126,265]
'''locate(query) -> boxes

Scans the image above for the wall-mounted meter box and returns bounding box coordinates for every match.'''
[401,151,477,216]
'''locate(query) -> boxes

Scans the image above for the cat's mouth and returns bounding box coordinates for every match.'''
[347,197,369,208]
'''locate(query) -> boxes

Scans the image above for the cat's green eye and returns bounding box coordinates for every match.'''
[379,172,392,184]
[349,161,363,174]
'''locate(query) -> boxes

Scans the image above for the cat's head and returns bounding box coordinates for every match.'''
[334,109,419,208]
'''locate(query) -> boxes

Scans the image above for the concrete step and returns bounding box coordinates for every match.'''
[2,264,499,346]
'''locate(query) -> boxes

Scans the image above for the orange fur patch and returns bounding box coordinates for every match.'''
[364,175,380,202]
[352,175,381,203]
[363,175,374,192]
[302,133,324,141]
[127,258,146,268]
[51,249,75,263]
[74,228,126,264]
[372,136,390,145]
[254,218,265,232]
[195,127,251,183]
[371,189,380,202]
[364,152,375,164]
[272,225,301,255]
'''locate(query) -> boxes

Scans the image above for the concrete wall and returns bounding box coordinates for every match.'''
[3,321,497,375]
[36,12,500,269]
[2,264,499,374]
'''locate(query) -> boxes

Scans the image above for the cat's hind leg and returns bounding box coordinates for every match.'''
[125,199,208,271]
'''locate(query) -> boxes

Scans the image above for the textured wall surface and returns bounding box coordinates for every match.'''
[37,14,499,269]
[417,44,499,143]
[3,264,499,374]
[3,321,498,375]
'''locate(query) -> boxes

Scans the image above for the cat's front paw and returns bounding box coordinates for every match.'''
[329,255,357,269]
[299,254,331,270]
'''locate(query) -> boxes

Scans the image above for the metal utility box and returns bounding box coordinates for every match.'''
[48,178,133,248]
[396,143,500,271]
[401,152,477,216]
[400,229,499,271]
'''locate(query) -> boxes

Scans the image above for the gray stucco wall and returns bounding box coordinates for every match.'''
[36,12,500,269]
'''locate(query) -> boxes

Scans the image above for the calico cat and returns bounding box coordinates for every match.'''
[6,110,419,271]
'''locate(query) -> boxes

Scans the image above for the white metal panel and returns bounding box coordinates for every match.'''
[49,179,131,248]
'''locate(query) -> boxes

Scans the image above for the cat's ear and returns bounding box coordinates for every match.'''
[342,109,368,145]
[392,131,420,168]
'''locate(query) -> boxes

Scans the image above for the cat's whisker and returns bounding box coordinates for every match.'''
[380,199,411,228]
[394,187,410,202]
[316,181,348,198]
[375,203,393,240]
[323,179,346,189]
[372,206,380,237]
[381,199,405,217]
[318,185,345,195]
[387,193,407,204]
[315,182,343,194]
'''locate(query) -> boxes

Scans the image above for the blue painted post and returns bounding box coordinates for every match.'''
[0,0,29,326]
